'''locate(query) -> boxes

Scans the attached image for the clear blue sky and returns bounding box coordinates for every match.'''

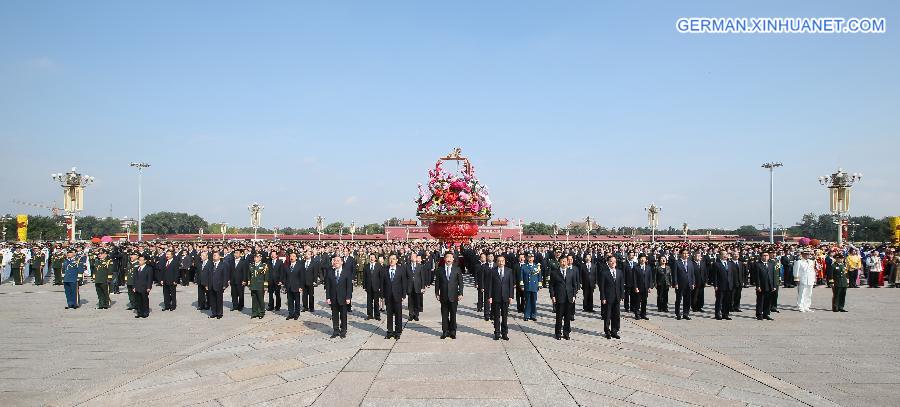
[1,1,897,230]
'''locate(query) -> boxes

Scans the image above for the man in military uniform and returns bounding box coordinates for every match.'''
[62,249,84,309]
[93,250,113,309]
[10,248,26,285]
[520,253,541,321]
[51,246,65,285]
[31,247,46,285]
[125,251,139,311]
[248,253,270,319]
[830,253,849,312]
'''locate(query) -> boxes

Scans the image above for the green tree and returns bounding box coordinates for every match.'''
[142,212,208,234]
[733,225,760,236]
[363,223,384,234]
[323,222,345,234]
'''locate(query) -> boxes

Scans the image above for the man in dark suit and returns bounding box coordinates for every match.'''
[301,250,317,312]
[434,252,464,339]
[480,254,496,321]
[133,254,154,318]
[325,256,353,338]
[580,254,597,312]
[712,250,734,320]
[486,255,515,340]
[362,254,382,321]
[475,252,486,314]
[622,252,637,313]
[381,254,408,339]
[632,254,653,320]
[598,255,624,339]
[197,251,210,310]
[672,249,696,320]
[284,252,303,320]
[208,251,228,319]
[407,253,425,321]
[754,251,777,320]
[160,250,179,311]
[691,253,708,312]
[267,250,283,311]
[227,248,248,311]
[732,256,746,312]
[549,256,578,340]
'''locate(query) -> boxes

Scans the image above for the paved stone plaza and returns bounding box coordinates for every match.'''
[1,279,897,406]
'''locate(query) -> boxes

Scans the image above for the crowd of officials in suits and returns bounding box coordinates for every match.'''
[3,239,898,341]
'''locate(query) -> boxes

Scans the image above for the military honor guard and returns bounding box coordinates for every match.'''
[62,249,84,309]
[93,250,113,309]
[248,253,270,319]
[830,253,849,312]
[51,247,65,285]
[435,252,464,339]
[520,253,541,321]
[325,255,352,338]
[10,248,26,285]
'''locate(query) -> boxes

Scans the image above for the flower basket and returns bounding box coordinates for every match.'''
[416,148,492,246]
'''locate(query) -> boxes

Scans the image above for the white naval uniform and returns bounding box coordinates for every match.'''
[793,259,817,312]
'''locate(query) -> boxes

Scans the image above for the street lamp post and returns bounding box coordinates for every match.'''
[315,215,324,242]
[220,222,228,240]
[129,162,150,241]
[682,223,689,242]
[819,168,862,246]
[585,216,594,243]
[52,167,94,242]
[645,203,661,243]
[121,217,136,241]
[761,162,783,244]
[1,215,11,241]
[248,202,264,240]
[350,221,356,242]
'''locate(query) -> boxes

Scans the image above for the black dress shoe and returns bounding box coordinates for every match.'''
[611,333,620,339]
[65,306,69,309]
[764,316,774,320]
[449,334,456,339]
[676,315,682,320]
[643,316,650,320]
[395,334,401,340]
[605,333,611,339]
[266,307,274,311]
[385,334,393,339]
[772,309,779,313]
[683,316,691,320]
[365,316,371,321]
[724,317,732,320]
[440,334,447,339]
[839,309,848,312]
[340,333,346,338]
[555,334,561,340]
[493,335,499,341]
[715,316,722,320]
[502,335,509,341]
[216,316,222,319]
[134,315,141,318]
[330,333,338,338]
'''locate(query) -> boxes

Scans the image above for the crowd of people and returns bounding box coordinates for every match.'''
[1,239,897,341]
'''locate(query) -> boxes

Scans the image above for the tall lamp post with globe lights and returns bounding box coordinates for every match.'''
[761,162,783,244]
[51,168,94,242]
[315,215,325,242]
[248,202,264,240]
[645,203,661,243]
[819,168,861,246]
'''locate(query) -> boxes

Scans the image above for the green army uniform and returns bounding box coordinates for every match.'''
[51,251,64,285]
[249,262,270,318]
[10,251,26,285]
[31,251,45,285]
[125,258,138,311]
[830,260,849,312]
[93,256,114,309]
